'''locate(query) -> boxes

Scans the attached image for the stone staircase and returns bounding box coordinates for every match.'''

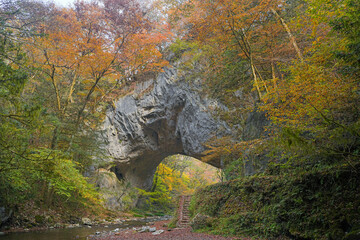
[177,195,192,228]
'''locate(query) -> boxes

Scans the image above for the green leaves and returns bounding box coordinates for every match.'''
[0,2,101,212]
[331,0,360,76]
[192,162,360,239]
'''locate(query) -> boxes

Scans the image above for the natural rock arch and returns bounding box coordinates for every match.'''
[101,67,231,190]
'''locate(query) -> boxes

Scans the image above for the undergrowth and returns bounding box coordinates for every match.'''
[190,160,360,240]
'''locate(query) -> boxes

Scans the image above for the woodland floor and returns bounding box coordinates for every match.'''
[91,220,246,240]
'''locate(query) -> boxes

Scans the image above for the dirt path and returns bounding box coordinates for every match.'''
[90,220,248,240]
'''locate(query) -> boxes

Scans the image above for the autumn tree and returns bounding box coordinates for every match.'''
[0,0,171,214]
[0,0,100,209]
[260,0,360,155]
[24,0,169,166]
[165,0,317,137]
[166,0,360,172]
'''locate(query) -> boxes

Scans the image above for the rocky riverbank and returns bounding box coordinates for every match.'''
[1,214,171,234]
[89,220,243,240]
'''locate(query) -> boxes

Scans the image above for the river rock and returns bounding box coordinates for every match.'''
[137,226,150,233]
[81,217,92,225]
[53,223,62,228]
[152,229,165,235]
[66,223,80,228]
[113,218,123,224]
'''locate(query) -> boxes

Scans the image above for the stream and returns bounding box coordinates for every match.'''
[0,217,168,240]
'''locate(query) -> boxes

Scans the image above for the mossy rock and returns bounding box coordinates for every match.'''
[46,216,54,224]
[67,215,81,224]
[190,213,213,230]
[168,218,177,228]
[34,215,45,224]
[26,223,34,228]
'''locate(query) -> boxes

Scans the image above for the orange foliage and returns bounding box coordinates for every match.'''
[25,1,170,122]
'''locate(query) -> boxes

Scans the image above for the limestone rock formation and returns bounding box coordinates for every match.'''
[93,169,138,210]
[101,66,230,189]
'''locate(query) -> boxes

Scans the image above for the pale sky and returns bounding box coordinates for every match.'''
[49,0,76,7]
[48,0,151,8]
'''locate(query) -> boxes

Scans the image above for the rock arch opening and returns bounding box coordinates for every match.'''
[155,154,221,190]
[134,154,221,212]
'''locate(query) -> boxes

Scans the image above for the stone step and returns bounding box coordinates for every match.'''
[177,195,193,228]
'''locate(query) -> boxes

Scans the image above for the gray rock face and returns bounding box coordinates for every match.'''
[243,108,270,141]
[0,207,12,227]
[101,66,230,189]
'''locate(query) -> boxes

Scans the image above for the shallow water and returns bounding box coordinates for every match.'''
[0,220,147,240]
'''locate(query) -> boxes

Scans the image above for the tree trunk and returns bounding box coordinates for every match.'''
[271,59,278,90]
[151,171,158,192]
[270,8,304,63]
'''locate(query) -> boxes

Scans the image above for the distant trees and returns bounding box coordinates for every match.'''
[138,155,219,213]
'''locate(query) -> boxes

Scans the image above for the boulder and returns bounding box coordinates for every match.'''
[93,169,138,210]
[190,213,213,230]
[0,207,12,227]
